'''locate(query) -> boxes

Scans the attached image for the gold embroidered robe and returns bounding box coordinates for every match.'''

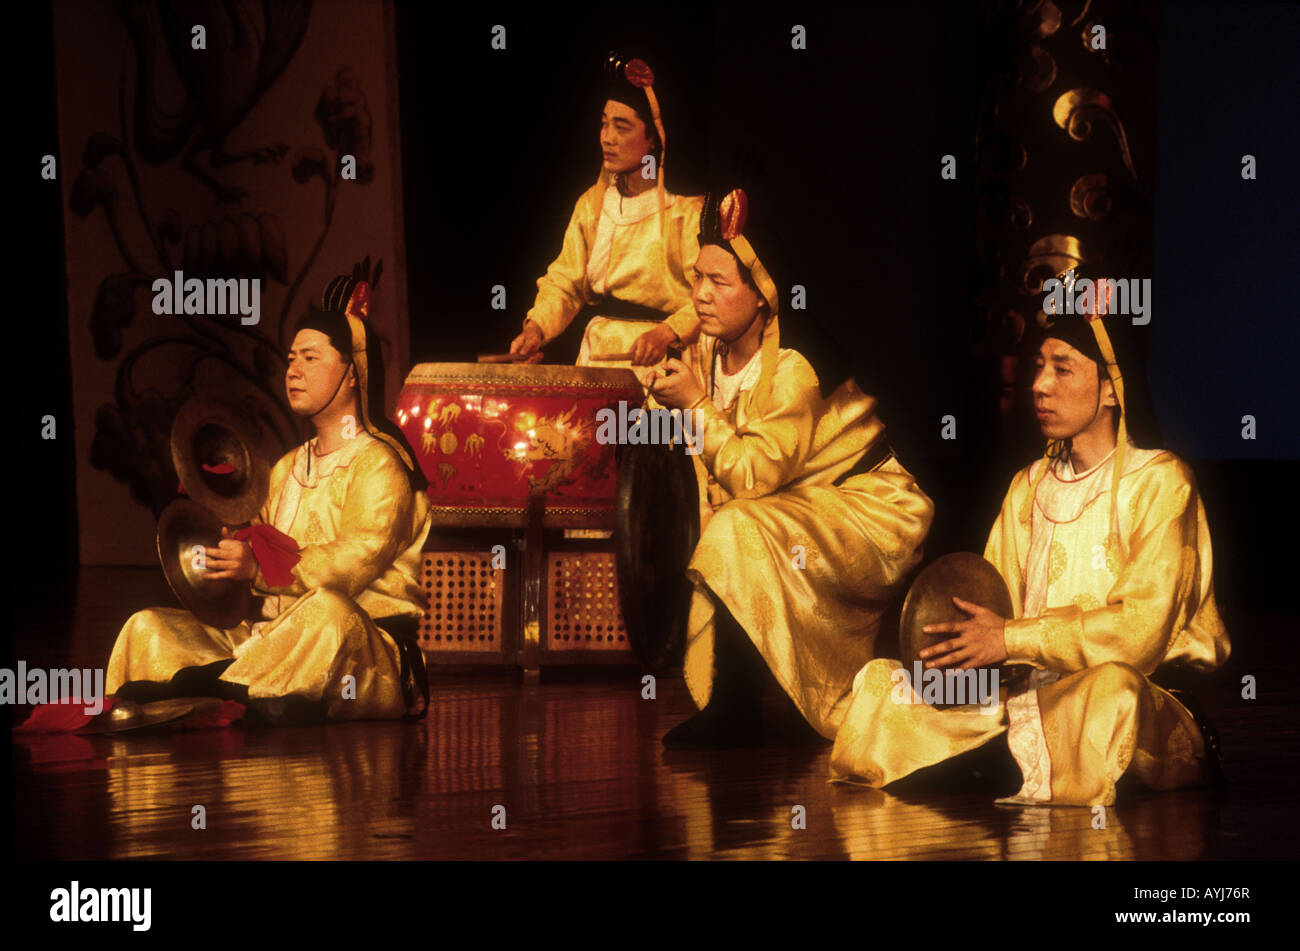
[681,315,934,737]
[525,176,703,368]
[829,445,1231,805]
[106,432,432,719]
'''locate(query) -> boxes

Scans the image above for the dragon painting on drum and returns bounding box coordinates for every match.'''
[397,364,639,529]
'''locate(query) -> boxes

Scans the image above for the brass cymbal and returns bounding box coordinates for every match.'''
[899,552,1015,675]
[156,498,256,630]
[170,398,270,525]
[80,697,227,734]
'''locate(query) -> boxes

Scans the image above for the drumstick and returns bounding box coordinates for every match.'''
[589,348,682,363]
[482,348,681,364]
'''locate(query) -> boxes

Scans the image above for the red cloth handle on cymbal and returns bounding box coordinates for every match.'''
[177,461,238,496]
[234,525,301,587]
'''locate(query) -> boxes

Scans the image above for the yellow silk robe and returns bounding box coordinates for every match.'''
[682,315,934,737]
[830,444,1230,805]
[525,176,703,368]
[107,432,432,719]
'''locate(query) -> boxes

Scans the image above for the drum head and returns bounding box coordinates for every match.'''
[899,552,1014,673]
[615,439,700,669]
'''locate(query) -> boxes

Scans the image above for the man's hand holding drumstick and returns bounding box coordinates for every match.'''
[507,321,546,364]
[639,356,704,410]
[629,324,681,366]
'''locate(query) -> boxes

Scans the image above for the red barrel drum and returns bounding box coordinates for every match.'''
[396,363,644,528]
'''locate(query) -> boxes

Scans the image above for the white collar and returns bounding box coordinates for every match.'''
[601,183,673,225]
[1034,441,1162,524]
[710,345,763,413]
[1057,445,1118,481]
[291,430,375,487]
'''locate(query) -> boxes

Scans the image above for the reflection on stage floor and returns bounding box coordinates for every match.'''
[10,569,1297,861]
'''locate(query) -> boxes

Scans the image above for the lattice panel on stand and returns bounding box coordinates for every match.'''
[547,552,629,651]
[420,553,503,652]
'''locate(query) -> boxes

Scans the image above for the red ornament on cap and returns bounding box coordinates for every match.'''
[347,281,371,321]
[719,189,748,241]
[624,58,655,88]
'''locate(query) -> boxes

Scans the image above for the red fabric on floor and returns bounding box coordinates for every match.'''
[15,696,121,733]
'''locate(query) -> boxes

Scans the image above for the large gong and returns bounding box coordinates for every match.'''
[615,439,700,669]
[156,397,271,631]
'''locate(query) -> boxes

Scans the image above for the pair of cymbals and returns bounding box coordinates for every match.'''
[157,399,270,628]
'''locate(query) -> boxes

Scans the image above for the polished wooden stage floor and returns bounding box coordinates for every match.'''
[9,569,1298,861]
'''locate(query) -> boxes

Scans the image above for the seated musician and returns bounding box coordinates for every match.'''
[642,186,934,747]
[508,51,703,369]
[830,271,1230,805]
[106,268,432,724]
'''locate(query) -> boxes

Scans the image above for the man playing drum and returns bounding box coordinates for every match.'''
[508,51,703,371]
